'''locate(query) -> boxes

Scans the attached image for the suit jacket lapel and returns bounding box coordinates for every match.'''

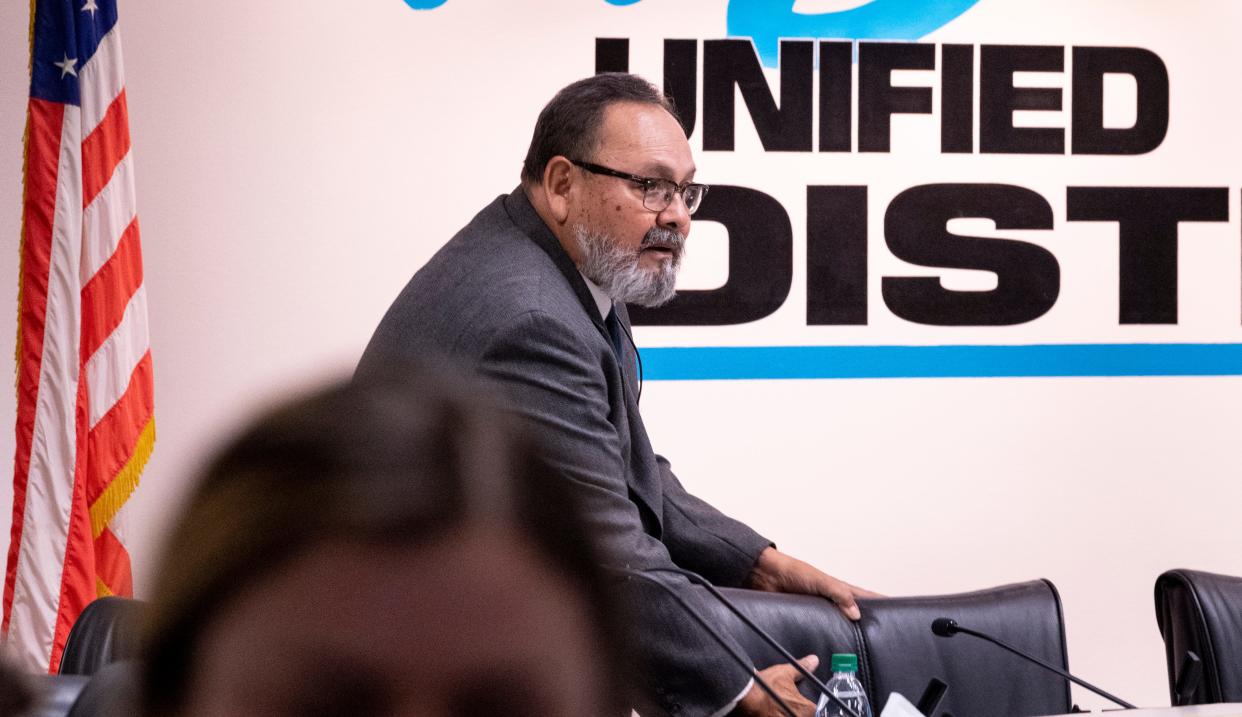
[613,302,665,524]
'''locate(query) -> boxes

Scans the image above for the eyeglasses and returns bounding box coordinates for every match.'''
[570,159,709,215]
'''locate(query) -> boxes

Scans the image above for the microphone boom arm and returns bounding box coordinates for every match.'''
[946,621,1137,710]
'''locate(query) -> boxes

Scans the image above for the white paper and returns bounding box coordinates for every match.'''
[880,692,925,717]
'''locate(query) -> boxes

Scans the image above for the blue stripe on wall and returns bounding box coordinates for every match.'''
[638,343,1242,380]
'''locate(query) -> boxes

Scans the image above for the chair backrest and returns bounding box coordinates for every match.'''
[58,597,145,676]
[709,579,1071,717]
[858,579,1071,717]
[1154,568,1242,705]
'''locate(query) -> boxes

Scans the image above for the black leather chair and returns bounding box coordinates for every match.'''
[1154,568,1242,705]
[706,580,1071,717]
[57,597,145,676]
[858,580,1071,717]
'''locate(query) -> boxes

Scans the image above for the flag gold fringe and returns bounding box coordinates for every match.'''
[89,418,156,540]
[15,0,36,384]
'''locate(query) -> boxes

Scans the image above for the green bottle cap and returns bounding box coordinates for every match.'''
[831,653,858,672]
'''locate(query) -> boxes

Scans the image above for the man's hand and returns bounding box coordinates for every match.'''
[746,547,881,621]
[733,655,820,716]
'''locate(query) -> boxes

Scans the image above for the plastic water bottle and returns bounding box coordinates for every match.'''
[816,653,873,717]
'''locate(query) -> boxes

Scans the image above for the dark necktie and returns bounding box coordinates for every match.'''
[604,304,625,361]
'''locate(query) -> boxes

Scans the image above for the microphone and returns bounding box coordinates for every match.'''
[931,617,1137,710]
[612,568,799,717]
[649,565,861,717]
[929,618,959,638]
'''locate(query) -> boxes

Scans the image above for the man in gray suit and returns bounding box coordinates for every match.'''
[359,73,875,717]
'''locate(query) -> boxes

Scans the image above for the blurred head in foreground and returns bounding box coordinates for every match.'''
[0,653,34,717]
[142,366,631,716]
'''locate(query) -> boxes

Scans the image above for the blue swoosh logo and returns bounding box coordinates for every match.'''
[406,0,640,8]
[404,0,979,67]
[728,0,981,67]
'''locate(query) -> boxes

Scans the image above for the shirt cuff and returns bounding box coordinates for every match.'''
[708,677,754,717]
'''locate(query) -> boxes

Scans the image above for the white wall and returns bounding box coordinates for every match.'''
[2,0,1241,709]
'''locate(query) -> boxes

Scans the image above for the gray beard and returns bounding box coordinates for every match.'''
[573,224,684,308]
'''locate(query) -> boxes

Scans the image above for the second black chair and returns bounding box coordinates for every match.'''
[1154,567,1242,705]
[859,580,1071,717]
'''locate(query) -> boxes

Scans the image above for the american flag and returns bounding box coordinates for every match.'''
[3,0,154,672]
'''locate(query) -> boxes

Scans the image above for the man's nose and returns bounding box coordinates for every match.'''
[657,192,691,234]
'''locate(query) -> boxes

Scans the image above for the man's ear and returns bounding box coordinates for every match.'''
[542,156,575,224]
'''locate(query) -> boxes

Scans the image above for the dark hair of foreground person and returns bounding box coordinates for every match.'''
[141,365,634,716]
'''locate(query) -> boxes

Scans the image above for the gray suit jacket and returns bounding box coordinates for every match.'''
[358,187,772,716]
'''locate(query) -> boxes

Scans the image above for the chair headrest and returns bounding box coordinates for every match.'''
[58,597,146,676]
